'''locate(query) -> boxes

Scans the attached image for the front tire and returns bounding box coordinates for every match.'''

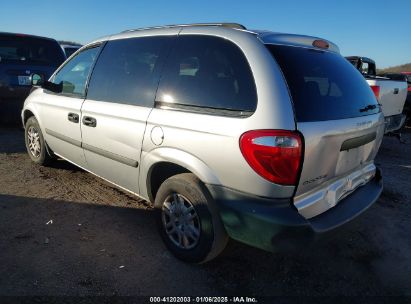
[24,117,53,166]
[155,173,228,263]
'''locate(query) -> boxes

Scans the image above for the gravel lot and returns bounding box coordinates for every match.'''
[0,127,410,298]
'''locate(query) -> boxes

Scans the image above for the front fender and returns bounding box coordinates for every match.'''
[21,89,44,129]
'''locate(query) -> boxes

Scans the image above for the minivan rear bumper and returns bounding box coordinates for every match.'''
[206,168,382,252]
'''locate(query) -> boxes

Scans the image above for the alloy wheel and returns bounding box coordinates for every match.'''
[161,193,201,249]
[27,126,41,158]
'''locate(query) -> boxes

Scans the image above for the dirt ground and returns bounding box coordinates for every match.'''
[0,126,410,298]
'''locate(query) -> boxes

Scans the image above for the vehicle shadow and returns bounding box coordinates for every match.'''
[47,158,83,171]
[0,127,25,153]
[0,193,180,296]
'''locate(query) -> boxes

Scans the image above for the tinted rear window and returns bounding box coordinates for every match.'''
[0,34,65,67]
[156,35,257,115]
[267,45,380,122]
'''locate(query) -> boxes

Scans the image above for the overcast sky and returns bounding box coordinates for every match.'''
[1,0,409,68]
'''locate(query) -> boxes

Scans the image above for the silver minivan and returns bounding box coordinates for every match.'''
[22,23,384,263]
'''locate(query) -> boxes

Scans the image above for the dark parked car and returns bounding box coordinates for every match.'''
[0,32,65,124]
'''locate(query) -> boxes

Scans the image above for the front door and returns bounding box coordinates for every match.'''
[39,45,101,168]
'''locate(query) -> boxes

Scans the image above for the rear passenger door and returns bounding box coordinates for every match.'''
[81,35,174,194]
[141,34,258,196]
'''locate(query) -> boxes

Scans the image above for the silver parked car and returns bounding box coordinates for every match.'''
[22,23,384,263]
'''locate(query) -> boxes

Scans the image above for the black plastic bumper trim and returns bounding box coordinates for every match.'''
[207,168,382,252]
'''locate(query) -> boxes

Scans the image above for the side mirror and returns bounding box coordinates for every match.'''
[30,73,63,93]
[30,73,44,86]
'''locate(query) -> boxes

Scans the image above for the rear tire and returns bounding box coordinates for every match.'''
[154,173,228,263]
[24,117,54,166]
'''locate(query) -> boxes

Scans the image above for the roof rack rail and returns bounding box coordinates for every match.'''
[122,23,246,33]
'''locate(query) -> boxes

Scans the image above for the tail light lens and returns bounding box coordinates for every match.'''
[408,85,411,92]
[370,85,380,100]
[240,130,303,185]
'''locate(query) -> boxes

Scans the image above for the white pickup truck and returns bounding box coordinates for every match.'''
[346,56,407,133]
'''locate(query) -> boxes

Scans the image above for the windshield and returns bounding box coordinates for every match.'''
[0,34,65,66]
[267,45,380,122]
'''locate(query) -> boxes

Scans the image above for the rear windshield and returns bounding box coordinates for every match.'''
[0,35,65,67]
[267,45,380,122]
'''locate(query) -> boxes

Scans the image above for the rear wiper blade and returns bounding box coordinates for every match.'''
[359,104,380,112]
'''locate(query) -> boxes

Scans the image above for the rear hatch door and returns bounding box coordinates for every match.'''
[267,44,385,218]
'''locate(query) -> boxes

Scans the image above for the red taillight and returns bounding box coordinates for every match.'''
[408,85,411,92]
[370,85,380,100]
[240,130,303,185]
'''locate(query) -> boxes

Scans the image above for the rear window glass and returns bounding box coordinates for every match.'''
[156,35,257,115]
[267,45,380,122]
[0,34,65,67]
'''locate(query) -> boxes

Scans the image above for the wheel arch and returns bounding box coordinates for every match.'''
[22,106,55,158]
[22,105,42,130]
[140,147,221,203]
[23,109,35,126]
